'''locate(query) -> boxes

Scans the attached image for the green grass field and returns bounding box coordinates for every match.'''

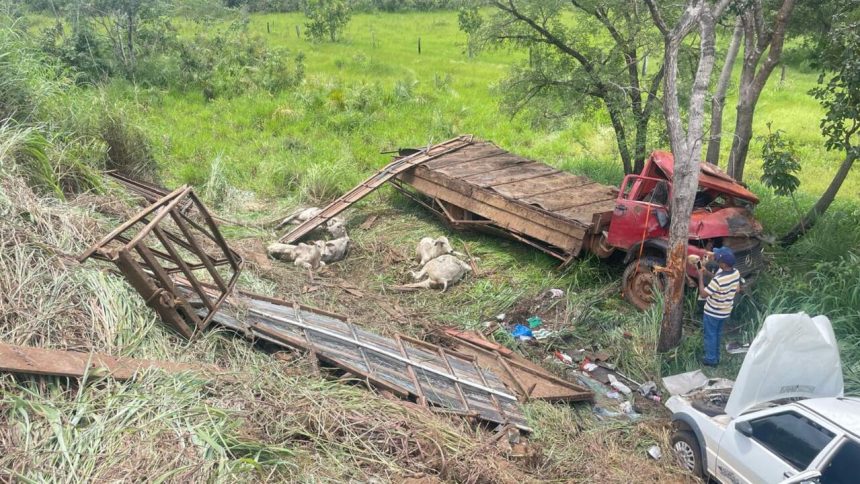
[132,11,856,206]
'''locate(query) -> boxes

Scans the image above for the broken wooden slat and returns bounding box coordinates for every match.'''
[0,343,217,381]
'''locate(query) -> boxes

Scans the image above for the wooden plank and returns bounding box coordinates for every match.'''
[0,343,218,381]
[521,184,617,212]
[401,169,584,251]
[433,155,525,178]
[555,199,618,225]
[489,172,594,199]
[460,163,559,187]
[424,143,507,169]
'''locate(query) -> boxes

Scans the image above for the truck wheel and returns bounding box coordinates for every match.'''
[671,430,704,477]
[622,256,665,310]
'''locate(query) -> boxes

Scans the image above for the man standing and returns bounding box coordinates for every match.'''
[697,248,740,367]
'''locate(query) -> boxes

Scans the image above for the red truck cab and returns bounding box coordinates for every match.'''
[604,151,764,309]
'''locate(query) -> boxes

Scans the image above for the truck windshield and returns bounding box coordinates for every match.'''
[820,439,860,484]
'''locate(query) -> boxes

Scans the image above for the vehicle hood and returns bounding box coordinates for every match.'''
[689,206,763,239]
[725,313,843,418]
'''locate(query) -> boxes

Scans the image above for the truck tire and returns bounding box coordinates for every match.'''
[622,256,665,310]
[671,430,704,478]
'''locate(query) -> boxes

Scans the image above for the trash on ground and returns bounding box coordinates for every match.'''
[79,185,243,338]
[496,313,506,321]
[606,390,622,400]
[608,374,632,395]
[0,343,221,381]
[554,351,574,366]
[619,400,640,419]
[725,341,750,354]
[511,324,533,341]
[580,359,598,372]
[527,316,543,328]
[532,328,555,340]
[445,329,593,402]
[547,288,564,298]
[647,445,662,460]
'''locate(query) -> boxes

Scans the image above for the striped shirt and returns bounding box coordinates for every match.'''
[703,268,741,318]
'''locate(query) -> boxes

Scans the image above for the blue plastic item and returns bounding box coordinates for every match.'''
[511,324,533,339]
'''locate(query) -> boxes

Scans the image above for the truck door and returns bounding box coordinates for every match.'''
[716,410,835,483]
[605,175,669,250]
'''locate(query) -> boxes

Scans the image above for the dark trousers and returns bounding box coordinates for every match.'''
[703,313,727,365]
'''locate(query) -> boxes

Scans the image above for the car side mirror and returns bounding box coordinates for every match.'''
[778,469,821,484]
[736,421,754,437]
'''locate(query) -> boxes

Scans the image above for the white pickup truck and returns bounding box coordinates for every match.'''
[662,313,859,484]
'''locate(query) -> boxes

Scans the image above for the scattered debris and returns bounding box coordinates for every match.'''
[608,374,632,395]
[547,288,564,298]
[511,324,533,342]
[443,329,592,403]
[79,185,243,338]
[526,316,542,329]
[532,328,555,340]
[725,341,750,354]
[647,445,662,460]
[637,381,662,403]
[0,343,221,381]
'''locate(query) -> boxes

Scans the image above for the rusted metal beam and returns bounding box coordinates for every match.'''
[0,343,219,380]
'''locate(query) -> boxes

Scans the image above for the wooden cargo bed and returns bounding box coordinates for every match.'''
[394,139,618,261]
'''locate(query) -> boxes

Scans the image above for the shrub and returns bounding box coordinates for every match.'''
[178,20,305,99]
[303,0,352,42]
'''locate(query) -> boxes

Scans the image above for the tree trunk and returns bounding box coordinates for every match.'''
[726,0,797,181]
[126,12,136,75]
[780,151,857,246]
[607,100,633,174]
[728,99,755,180]
[706,18,742,166]
[649,0,725,352]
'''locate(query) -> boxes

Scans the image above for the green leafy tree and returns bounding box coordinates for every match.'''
[465,0,666,174]
[303,0,352,42]
[781,9,860,246]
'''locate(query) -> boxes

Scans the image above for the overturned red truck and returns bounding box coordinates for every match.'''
[280,135,764,309]
[390,137,764,309]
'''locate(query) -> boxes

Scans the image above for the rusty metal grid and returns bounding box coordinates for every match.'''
[180,282,530,431]
[80,185,243,338]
